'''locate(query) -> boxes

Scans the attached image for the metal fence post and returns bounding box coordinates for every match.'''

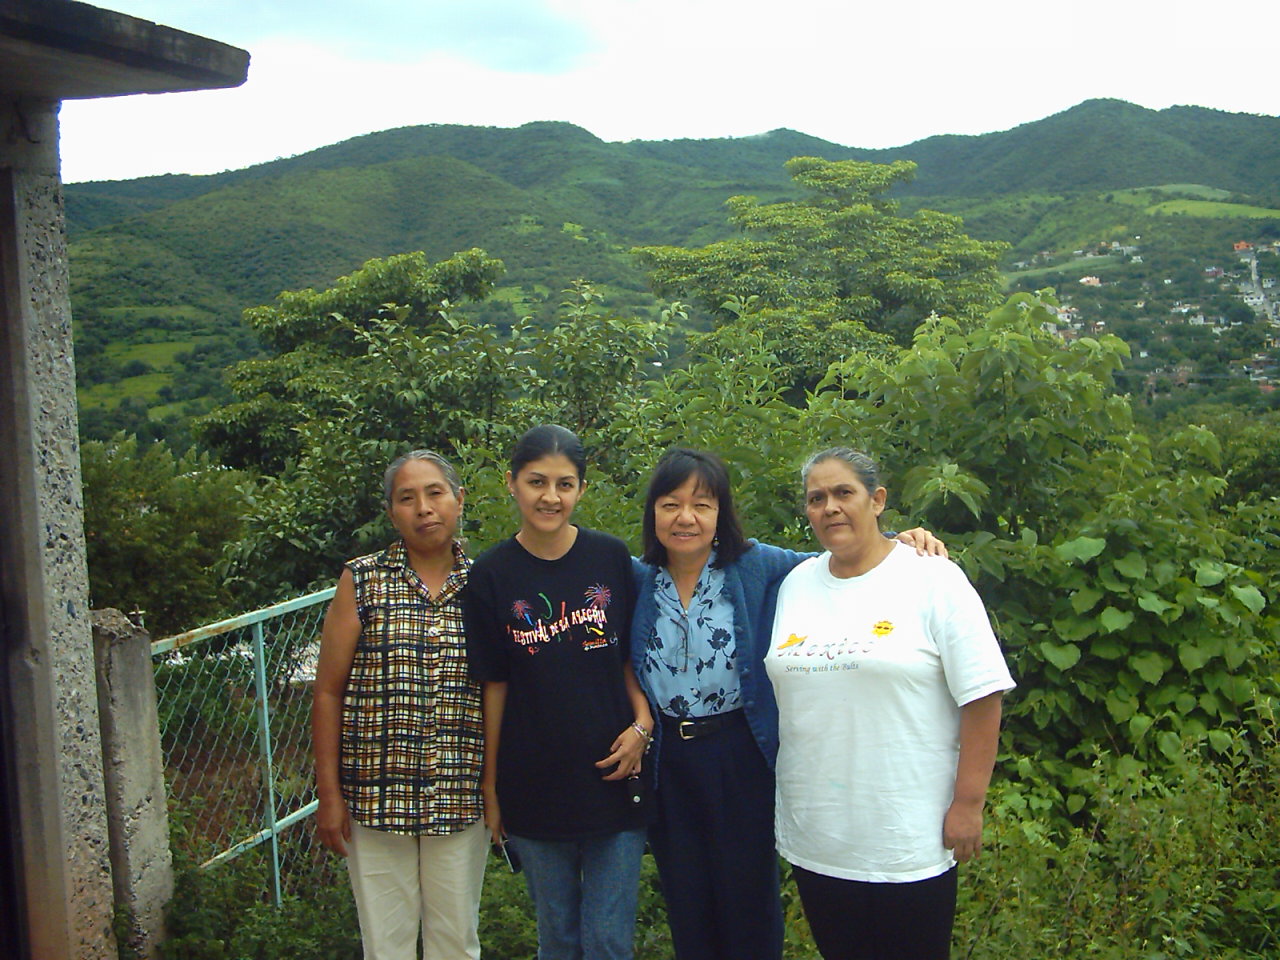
[251,620,283,907]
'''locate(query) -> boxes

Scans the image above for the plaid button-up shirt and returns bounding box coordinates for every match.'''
[340,539,483,834]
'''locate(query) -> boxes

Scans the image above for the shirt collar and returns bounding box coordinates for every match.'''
[381,539,471,599]
[655,549,723,600]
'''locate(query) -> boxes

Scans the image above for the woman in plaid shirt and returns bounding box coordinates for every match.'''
[313,450,486,960]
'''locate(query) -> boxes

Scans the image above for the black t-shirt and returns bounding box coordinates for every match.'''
[464,526,645,840]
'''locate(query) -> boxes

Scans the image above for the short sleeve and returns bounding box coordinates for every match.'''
[611,538,638,658]
[929,560,1016,707]
[464,566,510,683]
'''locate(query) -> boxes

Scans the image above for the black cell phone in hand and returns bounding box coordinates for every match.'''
[493,837,521,873]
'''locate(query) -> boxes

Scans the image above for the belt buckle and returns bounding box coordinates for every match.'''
[677,720,697,741]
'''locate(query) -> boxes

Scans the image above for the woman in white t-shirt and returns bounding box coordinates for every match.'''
[765,448,1015,960]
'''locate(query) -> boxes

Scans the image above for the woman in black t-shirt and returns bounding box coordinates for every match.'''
[465,424,653,960]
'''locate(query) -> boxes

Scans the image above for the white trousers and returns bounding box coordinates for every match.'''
[347,818,488,960]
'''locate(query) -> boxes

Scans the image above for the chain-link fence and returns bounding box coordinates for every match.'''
[152,588,336,904]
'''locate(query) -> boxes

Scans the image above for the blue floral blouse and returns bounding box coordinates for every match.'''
[638,552,741,718]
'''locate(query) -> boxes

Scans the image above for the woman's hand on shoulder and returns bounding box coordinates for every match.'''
[896,527,948,558]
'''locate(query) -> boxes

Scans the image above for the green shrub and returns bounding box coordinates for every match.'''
[161,846,359,960]
[158,721,1280,960]
[956,718,1280,958]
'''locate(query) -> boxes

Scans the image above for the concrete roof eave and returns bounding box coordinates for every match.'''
[0,0,249,100]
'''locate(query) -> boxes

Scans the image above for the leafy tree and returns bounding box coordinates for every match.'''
[526,280,671,438]
[684,296,898,403]
[196,248,506,472]
[635,157,1008,350]
[630,321,805,539]
[190,239,1276,828]
[81,435,246,636]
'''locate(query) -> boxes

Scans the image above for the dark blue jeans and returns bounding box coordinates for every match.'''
[509,828,647,960]
[648,713,783,960]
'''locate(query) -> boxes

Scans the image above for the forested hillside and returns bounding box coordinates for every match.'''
[877,99,1280,197]
[67,98,1280,443]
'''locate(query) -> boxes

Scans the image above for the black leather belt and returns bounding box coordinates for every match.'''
[661,709,745,741]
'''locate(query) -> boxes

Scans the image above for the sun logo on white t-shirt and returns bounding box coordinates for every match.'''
[872,621,894,636]
[778,633,807,650]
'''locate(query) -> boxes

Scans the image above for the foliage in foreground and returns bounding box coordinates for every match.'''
[156,719,1280,958]
[956,721,1280,959]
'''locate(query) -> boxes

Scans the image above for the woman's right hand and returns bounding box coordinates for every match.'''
[316,794,352,857]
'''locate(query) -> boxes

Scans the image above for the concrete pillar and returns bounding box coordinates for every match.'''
[93,609,173,960]
[0,95,117,960]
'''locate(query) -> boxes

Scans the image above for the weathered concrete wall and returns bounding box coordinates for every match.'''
[0,96,59,176]
[0,95,116,960]
[94,609,173,960]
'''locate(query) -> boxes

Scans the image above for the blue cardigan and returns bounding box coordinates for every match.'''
[631,541,813,775]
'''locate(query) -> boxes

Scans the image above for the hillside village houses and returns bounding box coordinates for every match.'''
[1036,237,1280,392]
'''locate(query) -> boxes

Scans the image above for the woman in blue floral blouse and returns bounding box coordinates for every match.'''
[630,448,942,960]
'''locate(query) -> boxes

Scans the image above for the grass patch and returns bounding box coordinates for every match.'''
[1147,183,1233,199]
[79,372,169,408]
[1104,187,1280,219]
[148,401,190,420]
[1148,199,1280,219]
[1106,191,1152,208]
[488,285,551,317]
[1004,254,1124,284]
[103,339,203,369]
[509,214,545,235]
[1107,185,1235,206]
[99,304,212,322]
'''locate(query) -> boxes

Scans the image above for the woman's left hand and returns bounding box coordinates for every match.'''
[596,724,648,780]
[897,527,948,558]
[943,799,984,862]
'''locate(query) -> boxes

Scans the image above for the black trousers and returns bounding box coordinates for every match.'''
[648,713,783,960]
[791,863,957,960]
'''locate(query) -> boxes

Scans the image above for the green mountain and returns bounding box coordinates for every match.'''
[862,99,1280,197]
[66,99,1280,441]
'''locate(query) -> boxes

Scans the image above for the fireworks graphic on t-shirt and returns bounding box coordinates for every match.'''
[583,583,612,610]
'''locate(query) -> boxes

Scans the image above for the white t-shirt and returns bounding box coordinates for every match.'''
[766,542,1015,883]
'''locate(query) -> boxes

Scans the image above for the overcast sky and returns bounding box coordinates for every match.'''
[59,0,1280,184]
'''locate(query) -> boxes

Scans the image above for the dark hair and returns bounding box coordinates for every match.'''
[509,424,587,481]
[383,449,462,504]
[641,448,749,568]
